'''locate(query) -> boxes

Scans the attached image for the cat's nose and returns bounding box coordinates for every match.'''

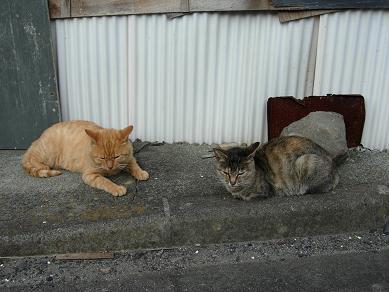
[230,178,237,186]
[107,161,114,169]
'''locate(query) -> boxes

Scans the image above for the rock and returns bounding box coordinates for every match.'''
[281,111,347,158]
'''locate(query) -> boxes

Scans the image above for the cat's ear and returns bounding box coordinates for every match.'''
[247,142,261,159]
[213,147,228,161]
[85,129,99,144]
[120,125,134,142]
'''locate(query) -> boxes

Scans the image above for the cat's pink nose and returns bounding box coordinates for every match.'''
[107,161,114,169]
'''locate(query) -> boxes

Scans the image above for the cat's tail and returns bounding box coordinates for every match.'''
[22,150,61,178]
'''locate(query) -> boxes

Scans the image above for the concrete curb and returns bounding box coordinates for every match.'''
[1,145,389,256]
[1,185,388,256]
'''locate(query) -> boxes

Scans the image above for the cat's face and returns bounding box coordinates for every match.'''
[213,143,260,192]
[85,125,134,172]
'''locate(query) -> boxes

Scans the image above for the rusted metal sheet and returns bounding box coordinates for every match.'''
[267,95,365,148]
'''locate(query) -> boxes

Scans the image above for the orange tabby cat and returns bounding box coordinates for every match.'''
[22,120,149,196]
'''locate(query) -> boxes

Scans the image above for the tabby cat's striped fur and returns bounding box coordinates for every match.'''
[213,136,339,201]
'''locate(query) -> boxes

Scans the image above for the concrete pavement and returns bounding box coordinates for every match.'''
[0,143,389,256]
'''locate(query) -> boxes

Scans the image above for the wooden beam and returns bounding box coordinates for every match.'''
[271,0,389,9]
[278,10,337,22]
[189,0,275,11]
[48,0,281,18]
[56,252,114,260]
[71,0,189,18]
[48,0,387,19]
[48,0,70,18]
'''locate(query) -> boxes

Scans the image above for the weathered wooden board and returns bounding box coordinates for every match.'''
[271,0,389,9]
[189,0,274,11]
[278,10,337,22]
[0,0,60,149]
[48,0,71,18]
[49,0,389,18]
[48,0,299,18]
[71,0,189,17]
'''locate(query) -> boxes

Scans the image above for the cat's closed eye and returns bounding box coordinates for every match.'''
[238,171,245,176]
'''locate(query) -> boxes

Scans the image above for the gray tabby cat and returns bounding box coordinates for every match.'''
[213,135,340,201]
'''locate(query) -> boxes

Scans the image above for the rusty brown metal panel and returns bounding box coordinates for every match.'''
[267,95,365,148]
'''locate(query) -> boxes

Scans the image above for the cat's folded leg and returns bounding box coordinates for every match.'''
[22,154,61,178]
[127,158,149,181]
[82,171,127,197]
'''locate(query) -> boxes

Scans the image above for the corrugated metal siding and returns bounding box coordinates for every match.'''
[314,10,389,149]
[53,13,315,144]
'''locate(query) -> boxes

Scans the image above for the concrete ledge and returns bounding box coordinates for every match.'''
[1,144,389,256]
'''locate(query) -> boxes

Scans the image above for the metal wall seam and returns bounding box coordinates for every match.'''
[314,10,389,149]
[53,13,315,144]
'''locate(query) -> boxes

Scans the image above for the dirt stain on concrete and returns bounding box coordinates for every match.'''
[80,204,146,221]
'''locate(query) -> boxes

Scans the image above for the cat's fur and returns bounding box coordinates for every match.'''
[22,120,149,196]
[213,135,339,201]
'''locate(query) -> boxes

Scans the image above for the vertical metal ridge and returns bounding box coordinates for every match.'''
[314,10,389,149]
[53,13,316,145]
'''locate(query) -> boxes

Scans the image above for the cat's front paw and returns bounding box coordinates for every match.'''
[134,170,149,181]
[110,185,127,197]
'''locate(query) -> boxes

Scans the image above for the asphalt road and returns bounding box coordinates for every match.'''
[1,231,389,291]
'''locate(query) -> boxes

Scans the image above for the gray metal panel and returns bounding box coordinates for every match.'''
[0,0,60,149]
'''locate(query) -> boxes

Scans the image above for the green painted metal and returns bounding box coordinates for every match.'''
[0,0,60,149]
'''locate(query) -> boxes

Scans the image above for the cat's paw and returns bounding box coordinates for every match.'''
[110,185,127,197]
[134,170,149,181]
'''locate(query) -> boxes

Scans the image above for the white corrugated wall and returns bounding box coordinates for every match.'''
[53,13,315,144]
[314,10,389,149]
[52,11,389,149]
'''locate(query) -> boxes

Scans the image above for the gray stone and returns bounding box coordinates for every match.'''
[281,111,348,158]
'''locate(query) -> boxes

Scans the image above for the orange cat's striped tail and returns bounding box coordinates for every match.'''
[22,150,61,178]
